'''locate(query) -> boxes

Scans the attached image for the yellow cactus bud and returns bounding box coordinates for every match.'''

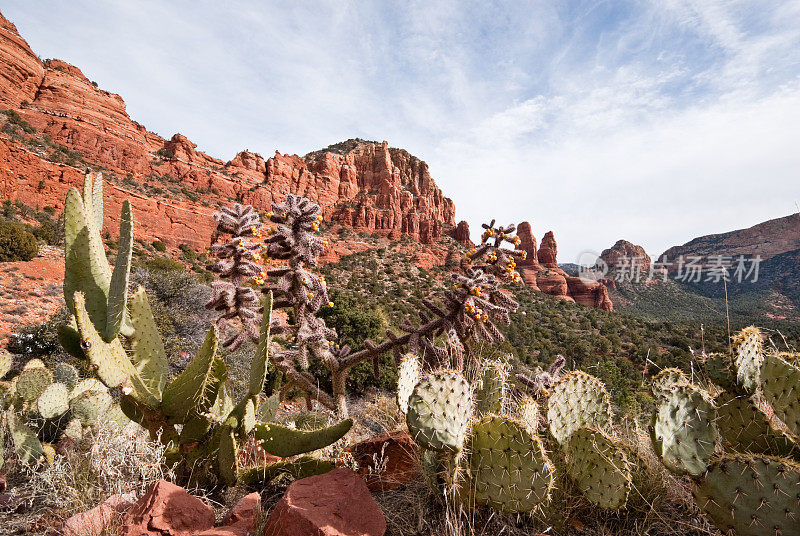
[328,301,334,307]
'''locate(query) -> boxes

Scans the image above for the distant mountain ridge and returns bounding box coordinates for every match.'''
[660,213,800,263]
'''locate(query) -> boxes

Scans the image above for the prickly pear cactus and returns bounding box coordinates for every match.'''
[406,370,472,452]
[564,427,632,509]
[700,352,736,391]
[715,391,795,456]
[254,418,352,457]
[396,353,422,415]
[733,326,764,394]
[465,415,555,513]
[53,363,79,391]
[6,410,43,465]
[0,350,11,379]
[760,351,800,436]
[474,359,508,416]
[547,371,611,445]
[651,368,688,397]
[16,366,53,402]
[70,388,113,426]
[694,453,800,536]
[517,394,540,431]
[652,384,715,476]
[37,382,70,420]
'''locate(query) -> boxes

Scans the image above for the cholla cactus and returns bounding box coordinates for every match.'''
[462,220,525,284]
[207,196,525,416]
[206,203,265,350]
[516,354,566,397]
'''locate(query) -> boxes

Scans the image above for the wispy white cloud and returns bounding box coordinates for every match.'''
[3,0,800,261]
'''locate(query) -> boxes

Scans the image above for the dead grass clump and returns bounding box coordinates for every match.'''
[2,421,169,535]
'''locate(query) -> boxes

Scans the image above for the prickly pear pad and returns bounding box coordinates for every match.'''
[397,353,422,415]
[651,368,688,397]
[547,371,611,445]
[694,454,800,536]
[714,391,795,456]
[465,415,555,513]
[406,370,472,452]
[733,326,763,394]
[16,366,52,402]
[37,383,70,420]
[565,427,632,509]
[760,351,800,436]
[652,384,715,476]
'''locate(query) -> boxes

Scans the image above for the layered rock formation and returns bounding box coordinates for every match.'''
[600,240,651,274]
[515,222,613,311]
[0,11,455,252]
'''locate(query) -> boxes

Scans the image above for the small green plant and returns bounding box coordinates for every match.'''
[151,240,166,252]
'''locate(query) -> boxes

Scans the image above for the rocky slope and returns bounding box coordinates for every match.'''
[0,9,454,252]
[660,213,800,264]
[606,215,800,323]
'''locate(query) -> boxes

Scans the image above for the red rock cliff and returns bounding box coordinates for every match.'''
[0,11,455,251]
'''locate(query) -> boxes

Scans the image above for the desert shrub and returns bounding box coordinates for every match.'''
[130,260,214,365]
[2,108,35,133]
[7,308,71,362]
[151,239,167,252]
[0,221,39,261]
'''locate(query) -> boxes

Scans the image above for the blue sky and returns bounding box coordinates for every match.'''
[5,1,800,262]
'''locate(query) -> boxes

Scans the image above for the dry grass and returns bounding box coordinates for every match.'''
[1,421,170,535]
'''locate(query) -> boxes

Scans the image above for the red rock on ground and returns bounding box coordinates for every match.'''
[192,492,261,536]
[346,430,419,491]
[263,468,386,536]
[62,491,137,536]
[121,480,215,536]
[223,492,261,531]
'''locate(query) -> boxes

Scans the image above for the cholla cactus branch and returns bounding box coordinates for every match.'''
[516,354,566,396]
[206,204,266,350]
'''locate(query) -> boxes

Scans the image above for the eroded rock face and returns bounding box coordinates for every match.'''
[0,10,455,252]
[512,223,613,311]
[451,220,472,247]
[0,12,44,107]
[600,239,651,273]
[263,468,386,536]
[537,231,558,269]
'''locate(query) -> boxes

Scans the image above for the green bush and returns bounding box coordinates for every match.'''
[0,221,39,261]
[151,240,167,252]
